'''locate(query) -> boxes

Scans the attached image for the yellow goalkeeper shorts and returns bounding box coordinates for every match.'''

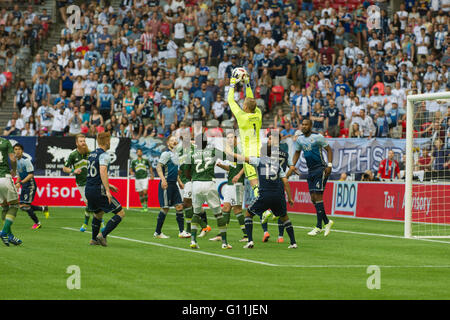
[244,163,258,181]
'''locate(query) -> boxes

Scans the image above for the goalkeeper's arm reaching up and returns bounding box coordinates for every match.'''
[227,73,259,121]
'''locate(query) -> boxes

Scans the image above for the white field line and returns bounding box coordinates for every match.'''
[127,209,450,245]
[62,227,450,269]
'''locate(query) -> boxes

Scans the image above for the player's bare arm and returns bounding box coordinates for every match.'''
[156,163,168,189]
[216,163,230,171]
[15,172,33,189]
[281,177,294,206]
[9,153,16,177]
[99,165,111,203]
[232,168,245,184]
[324,145,333,177]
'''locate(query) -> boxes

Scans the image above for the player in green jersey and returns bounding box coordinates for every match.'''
[130,148,154,213]
[63,134,104,232]
[188,131,231,250]
[0,137,21,246]
[212,131,247,242]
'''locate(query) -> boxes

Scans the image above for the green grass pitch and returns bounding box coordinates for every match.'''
[1,207,450,300]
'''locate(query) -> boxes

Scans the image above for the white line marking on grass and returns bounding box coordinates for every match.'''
[129,209,450,245]
[62,227,450,269]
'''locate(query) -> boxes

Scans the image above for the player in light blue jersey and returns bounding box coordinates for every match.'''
[14,144,49,230]
[290,119,334,237]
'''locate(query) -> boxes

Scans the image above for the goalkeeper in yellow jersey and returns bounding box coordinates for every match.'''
[228,71,262,197]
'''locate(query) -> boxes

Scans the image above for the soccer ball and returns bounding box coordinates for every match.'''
[232,67,248,82]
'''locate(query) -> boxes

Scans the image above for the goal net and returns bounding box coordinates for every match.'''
[405,92,450,238]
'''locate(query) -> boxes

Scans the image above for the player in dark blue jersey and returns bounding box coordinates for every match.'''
[14,144,49,230]
[154,135,189,239]
[290,119,334,237]
[85,132,125,246]
[227,133,297,249]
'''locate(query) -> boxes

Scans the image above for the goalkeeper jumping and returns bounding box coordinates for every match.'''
[228,71,262,198]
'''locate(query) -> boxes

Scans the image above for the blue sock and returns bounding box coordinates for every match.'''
[278,218,284,237]
[261,222,268,232]
[244,217,253,242]
[91,217,101,240]
[102,215,122,238]
[283,219,296,245]
[155,211,167,234]
[314,201,328,228]
[176,210,184,233]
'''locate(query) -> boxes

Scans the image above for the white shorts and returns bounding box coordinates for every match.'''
[0,176,19,204]
[192,181,220,213]
[222,183,244,207]
[77,185,87,203]
[135,178,148,192]
[181,181,192,199]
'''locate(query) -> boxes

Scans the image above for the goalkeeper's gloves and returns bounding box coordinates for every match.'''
[243,73,250,85]
[230,77,239,88]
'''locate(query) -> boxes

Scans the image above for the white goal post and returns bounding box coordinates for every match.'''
[405,91,450,239]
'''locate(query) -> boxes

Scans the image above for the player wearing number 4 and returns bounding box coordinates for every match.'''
[130,148,154,213]
[289,119,334,237]
[154,136,190,239]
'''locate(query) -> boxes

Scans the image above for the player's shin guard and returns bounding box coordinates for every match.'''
[223,211,231,225]
[283,219,296,245]
[176,210,185,233]
[261,222,268,232]
[84,209,90,224]
[199,210,208,226]
[244,216,254,242]
[235,212,247,236]
[102,214,122,238]
[2,205,17,235]
[91,217,102,241]
[278,218,285,237]
[22,206,39,224]
[215,213,228,244]
[155,210,167,234]
[1,205,8,221]
[314,201,328,228]
[184,206,193,233]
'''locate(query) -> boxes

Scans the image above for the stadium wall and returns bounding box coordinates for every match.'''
[29,177,450,224]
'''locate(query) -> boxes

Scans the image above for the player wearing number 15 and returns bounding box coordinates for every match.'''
[130,148,154,213]
[85,132,125,246]
[228,71,262,196]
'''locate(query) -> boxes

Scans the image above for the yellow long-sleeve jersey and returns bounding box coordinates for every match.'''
[228,84,262,157]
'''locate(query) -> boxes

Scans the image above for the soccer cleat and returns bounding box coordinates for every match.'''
[178,230,191,238]
[141,207,148,213]
[43,206,49,219]
[262,231,270,242]
[324,220,334,237]
[0,232,10,247]
[198,225,211,238]
[80,224,88,232]
[239,236,249,242]
[288,243,298,249]
[221,243,232,249]
[190,241,200,249]
[243,241,254,249]
[277,237,284,243]
[307,227,323,236]
[209,235,222,241]
[89,239,99,246]
[8,234,22,246]
[261,210,273,224]
[31,223,41,230]
[96,234,107,247]
[153,232,170,239]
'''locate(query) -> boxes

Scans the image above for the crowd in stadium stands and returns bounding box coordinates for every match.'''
[1,0,449,155]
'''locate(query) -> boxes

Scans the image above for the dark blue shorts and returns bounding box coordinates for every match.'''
[248,192,287,218]
[307,167,328,194]
[20,184,36,205]
[86,188,122,214]
[158,181,182,208]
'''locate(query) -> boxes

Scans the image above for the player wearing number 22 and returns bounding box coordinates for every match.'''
[85,132,125,246]
[290,119,334,237]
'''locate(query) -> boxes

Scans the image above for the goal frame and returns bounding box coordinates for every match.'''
[405,91,450,238]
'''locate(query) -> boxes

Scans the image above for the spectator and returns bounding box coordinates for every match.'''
[325,99,342,138]
[161,99,177,134]
[280,121,296,141]
[377,150,401,181]
[194,82,214,115]
[310,103,325,134]
[211,93,226,123]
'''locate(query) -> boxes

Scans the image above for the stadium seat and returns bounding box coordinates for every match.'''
[271,86,284,105]
[221,119,235,129]
[340,128,349,137]
[206,119,219,128]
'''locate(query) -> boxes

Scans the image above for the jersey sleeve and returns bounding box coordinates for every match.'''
[64,152,74,168]
[159,151,171,165]
[294,137,303,152]
[316,134,329,147]
[25,159,34,173]
[227,87,246,121]
[6,140,13,154]
[99,152,110,166]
